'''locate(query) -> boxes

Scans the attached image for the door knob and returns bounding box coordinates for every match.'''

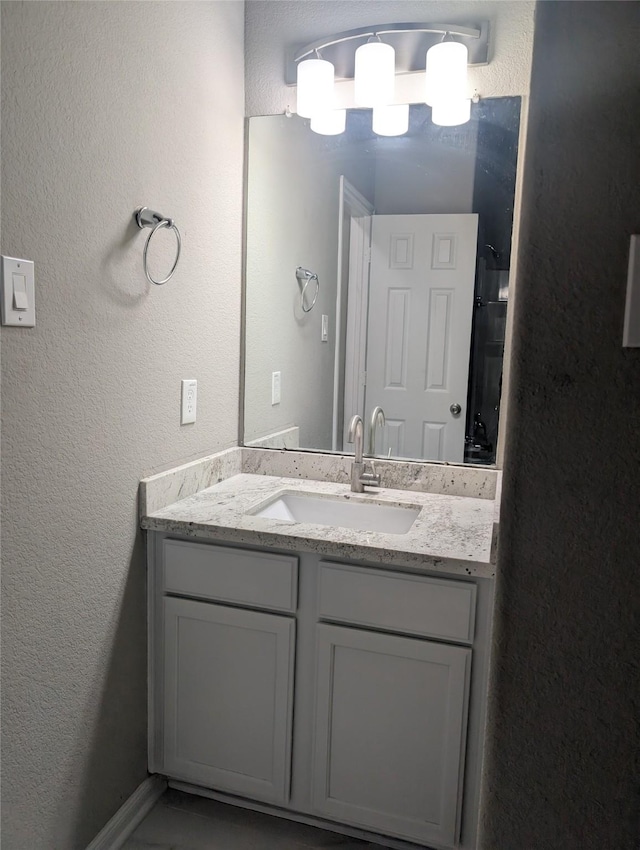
[450,403,462,416]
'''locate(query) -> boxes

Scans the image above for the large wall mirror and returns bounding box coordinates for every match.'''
[243,99,520,466]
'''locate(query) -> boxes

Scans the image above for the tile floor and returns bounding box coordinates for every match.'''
[123,789,392,850]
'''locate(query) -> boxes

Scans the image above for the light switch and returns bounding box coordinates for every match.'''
[1,256,35,327]
[321,314,329,342]
[13,274,28,310]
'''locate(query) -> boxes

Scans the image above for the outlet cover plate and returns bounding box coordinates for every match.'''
[181,379,197,424]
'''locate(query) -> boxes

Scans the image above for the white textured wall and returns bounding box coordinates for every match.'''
[244,116,342,450]
[245,0,535,116]
[1,2,244,848]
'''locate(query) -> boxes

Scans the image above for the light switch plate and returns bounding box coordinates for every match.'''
[321,314,329,342]
[1,255,35,327]
[623,235,640,347]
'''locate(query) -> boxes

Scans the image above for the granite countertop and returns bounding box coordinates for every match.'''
[142,472,496,578]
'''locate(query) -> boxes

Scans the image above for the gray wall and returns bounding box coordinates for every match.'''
[245,0,535,117]
[244,116,343,451]
[0,2,244,848]
[482,3,640,849]
[373,132,478,215]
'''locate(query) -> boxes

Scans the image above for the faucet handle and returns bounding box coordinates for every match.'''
[360,460,381,488]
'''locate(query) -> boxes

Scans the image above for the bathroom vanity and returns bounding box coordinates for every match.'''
[141,449,499,850]
[140,46,516,850]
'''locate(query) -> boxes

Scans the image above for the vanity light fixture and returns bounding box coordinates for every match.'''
[372,103,410,136]
[425,41,469,107]
[289,21,488,134]
[432,98,472,127]
[354,37,395,108]
[296,53,335,119]
[425,39,471,126]
[310,109,347,136]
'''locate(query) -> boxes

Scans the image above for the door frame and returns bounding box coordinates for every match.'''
[332,177,374,451]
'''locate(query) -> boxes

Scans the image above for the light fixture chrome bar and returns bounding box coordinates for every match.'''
[286,21,490,84]
[293,23,481,63]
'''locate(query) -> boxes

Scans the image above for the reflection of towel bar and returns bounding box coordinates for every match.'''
[296,267,319,313]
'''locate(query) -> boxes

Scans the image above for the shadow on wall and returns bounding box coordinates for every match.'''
[59,530,148,848]
[100,215,151,307]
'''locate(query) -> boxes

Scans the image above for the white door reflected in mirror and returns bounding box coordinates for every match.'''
[357,213,478,463]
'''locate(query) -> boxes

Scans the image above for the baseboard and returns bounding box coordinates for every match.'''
[86,774,167,850]
[168,780,426,850]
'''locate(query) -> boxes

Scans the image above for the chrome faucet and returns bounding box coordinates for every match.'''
[348,414,381,493]
[368,406,386,457]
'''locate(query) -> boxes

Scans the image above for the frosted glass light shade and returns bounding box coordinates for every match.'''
[431,98,472,126]
[310,109,347,135]
[354,41,395,107]
[372,103,409,136]
[425,41,469,106]
[296,58,334,118]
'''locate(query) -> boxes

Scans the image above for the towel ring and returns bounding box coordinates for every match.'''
[135,207,182,286]
[296,266,320,313]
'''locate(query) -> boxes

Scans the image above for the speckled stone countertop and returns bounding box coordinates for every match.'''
[142,472,496,578]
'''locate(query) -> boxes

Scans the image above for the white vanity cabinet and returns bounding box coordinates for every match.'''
[148,533,493,850]
[150,538,298,804]
[312,563,475,847]
[313,625,470,846]
[162,597,295,803]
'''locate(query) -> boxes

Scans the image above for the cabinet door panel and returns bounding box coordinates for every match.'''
[312,624,470,847]
[163,597,295,803]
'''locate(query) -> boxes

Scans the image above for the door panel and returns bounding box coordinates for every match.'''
[312,624,471,847]
[383,288,410,388]
[365,214,478,462]
[425,288,453,389]
[385,419,405,456]
[163,596,295,803]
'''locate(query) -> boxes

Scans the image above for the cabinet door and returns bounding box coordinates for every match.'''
[312,624,471,847]
[163,597,295,803]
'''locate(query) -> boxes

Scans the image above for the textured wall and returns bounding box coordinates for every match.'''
[482,3,640,849]
[0,2,244,848]
[245,0,535,116]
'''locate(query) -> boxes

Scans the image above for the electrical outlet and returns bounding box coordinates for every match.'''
[181,379,197,424]
[271,371,281,405]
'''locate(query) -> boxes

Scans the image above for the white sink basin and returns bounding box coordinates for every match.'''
[249,491,420,535]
